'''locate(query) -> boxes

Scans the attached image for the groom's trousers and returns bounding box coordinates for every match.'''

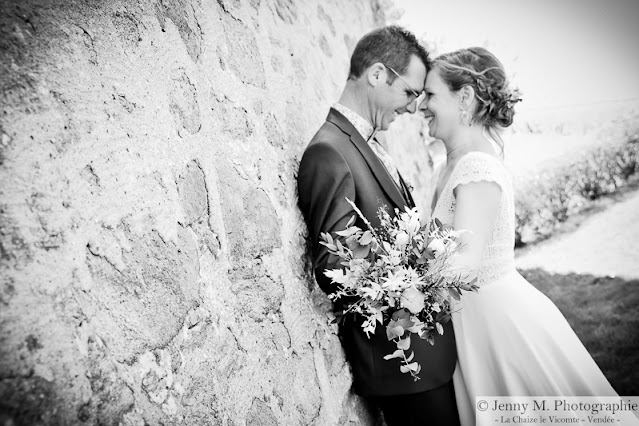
[369,379,460,426]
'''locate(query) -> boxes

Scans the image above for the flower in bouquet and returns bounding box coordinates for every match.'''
[320,199,478,380]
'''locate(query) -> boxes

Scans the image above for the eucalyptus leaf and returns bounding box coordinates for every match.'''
[383,349,404,360]
[359,230,373,245]
[352,244,371,259]
[397,336,411,350]
[400,361,419,373]
[386,324,404,341]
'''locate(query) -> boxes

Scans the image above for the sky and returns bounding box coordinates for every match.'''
[392,0,639,113]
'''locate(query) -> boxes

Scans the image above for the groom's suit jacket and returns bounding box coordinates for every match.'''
[297,108,457,396]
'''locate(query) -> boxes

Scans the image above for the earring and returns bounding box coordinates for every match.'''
[459,107,471,126]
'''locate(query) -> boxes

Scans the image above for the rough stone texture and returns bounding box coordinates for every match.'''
[0,0,419,424]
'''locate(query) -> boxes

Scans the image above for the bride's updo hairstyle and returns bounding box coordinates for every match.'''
[432,47,521,131]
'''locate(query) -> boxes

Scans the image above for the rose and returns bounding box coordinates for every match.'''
[427,238,445,255]
[395,231,409,248]
[400,286,426,314]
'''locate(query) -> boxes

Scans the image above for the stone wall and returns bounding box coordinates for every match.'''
[0,1,434,424]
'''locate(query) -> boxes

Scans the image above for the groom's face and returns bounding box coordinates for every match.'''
[371,55,426,131]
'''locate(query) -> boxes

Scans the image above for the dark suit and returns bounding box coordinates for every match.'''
[297,108,458,404]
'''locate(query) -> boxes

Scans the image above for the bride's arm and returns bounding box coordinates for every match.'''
[451,181,502,273]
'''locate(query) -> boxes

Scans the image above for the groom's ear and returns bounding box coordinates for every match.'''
[367,63,386,87]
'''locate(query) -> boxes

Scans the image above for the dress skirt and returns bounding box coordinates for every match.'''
[450,269,633,425]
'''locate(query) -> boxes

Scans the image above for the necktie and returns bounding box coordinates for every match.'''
[368,138,402,189]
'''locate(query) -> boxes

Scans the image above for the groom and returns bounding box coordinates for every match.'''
[297,26,459,425]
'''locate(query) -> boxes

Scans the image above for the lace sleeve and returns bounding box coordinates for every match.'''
[451,152,509,194]
[448,152,511,278]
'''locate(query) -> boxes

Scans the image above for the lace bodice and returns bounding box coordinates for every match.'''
[432,152,516,285]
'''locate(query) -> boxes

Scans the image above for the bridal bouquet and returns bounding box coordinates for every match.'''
[320,199,478,380]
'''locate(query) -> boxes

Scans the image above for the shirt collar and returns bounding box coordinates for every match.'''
[332,103,374,141]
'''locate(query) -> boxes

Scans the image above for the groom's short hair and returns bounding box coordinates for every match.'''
[348,25,429,82]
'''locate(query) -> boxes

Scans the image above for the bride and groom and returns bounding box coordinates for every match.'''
[296,26,631,426]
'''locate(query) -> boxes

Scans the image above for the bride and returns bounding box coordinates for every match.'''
[419,47,638,425]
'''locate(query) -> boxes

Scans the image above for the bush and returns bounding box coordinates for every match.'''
[515,136,639,247]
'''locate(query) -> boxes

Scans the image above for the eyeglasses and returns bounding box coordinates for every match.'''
[383,64,426,108]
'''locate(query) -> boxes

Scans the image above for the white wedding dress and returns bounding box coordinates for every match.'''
[431,152,636,426]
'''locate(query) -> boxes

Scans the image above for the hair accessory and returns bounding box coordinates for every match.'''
[474,77,522,114]
[505,87,523,107]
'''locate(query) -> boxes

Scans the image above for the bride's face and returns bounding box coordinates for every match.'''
[420,69,461,142]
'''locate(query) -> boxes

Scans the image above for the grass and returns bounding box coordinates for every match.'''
[520,268,639,396]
